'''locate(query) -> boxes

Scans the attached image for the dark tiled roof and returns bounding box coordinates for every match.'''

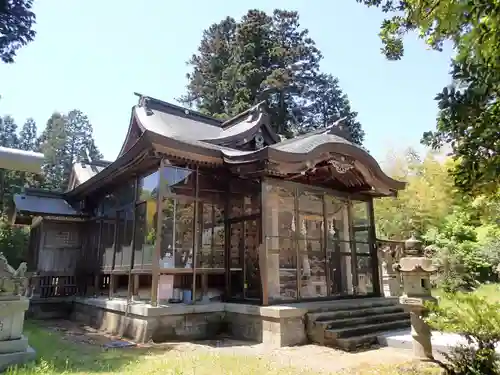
[13,193,82,216]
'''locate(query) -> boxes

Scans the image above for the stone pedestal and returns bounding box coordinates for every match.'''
[0,296,36,371]
[397,236,436,360]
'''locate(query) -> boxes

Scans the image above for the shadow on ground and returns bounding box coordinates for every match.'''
[9,320,175,374]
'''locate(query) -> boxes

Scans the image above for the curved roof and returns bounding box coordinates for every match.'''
[68,94,405,198]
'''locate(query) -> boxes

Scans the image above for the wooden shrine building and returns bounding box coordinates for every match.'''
[10,94,409,349]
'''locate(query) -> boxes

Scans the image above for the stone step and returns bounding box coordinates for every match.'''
[325,319,411,341]
[332,330,391,352]
[306,298,399,315]
[316,311,409,331]
[308,305,404,323]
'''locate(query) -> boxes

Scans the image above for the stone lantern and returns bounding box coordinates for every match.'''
[397,235,436,360]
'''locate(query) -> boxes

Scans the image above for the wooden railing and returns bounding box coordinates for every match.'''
[29,273,79,298]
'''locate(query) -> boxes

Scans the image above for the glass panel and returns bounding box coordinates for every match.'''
[264,183,295,237]
[228,178,261,219]
[354,242,371,254]
[328,240,352,254]
[116,207,134,269]
[244,219,260,300]
[298,190,323,214]
[229,222,243,298]
[160,197,195,268]
[298,213,323,240]
[101,218,115,269]
[299,240,327,298]
[162,166,196,198]
[135,169,159,269]
[138,170,159,201]
[356,256,374,295]
[133,202,146,268]
[267,245,297,302]
[339,255,354,295]
[89,221,100,264]
[354,228,370,243]
[325,195,349,242]
[198,201,224,268]
[352,200,370,227]
[115,181,136,207]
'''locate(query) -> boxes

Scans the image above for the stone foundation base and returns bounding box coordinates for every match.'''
[71,298,308,347]
[27,297,74,320]
[0,346,36,372]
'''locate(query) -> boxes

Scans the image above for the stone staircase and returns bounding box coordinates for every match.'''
[306,298,410,351]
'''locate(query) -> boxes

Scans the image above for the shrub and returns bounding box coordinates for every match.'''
[425,293,500,374]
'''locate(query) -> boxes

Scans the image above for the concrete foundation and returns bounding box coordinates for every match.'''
[69,298,308,347]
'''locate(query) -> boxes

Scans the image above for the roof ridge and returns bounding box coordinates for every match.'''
[134,92,223,127]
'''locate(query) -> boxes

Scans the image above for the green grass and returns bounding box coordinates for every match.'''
[5,321,441,375]
[433,283,500,306]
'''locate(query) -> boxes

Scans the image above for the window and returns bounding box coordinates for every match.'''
[298,190,327,298]
[264,183,297,302]
[134,170,160,269]
[263,179,378,302]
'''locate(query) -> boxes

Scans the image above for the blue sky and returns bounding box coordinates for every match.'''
[0,1,453,164]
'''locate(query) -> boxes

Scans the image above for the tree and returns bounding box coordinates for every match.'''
[180,9,363,142]
[38,112,67,190]
[354,0,500,194]
[302,73,365,144]
[38,110,102,191]
[0,0,36,63]
[0,115,19,147]
[374,148,456,240]
[18,117,36,150]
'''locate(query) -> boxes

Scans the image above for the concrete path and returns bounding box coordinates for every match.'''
[378,329,500,355]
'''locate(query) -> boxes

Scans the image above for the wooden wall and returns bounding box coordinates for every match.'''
[37,221,82,273]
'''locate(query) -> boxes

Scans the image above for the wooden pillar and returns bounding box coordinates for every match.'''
[93,220,103,296]
[259,179,269,305]
[347,200,358,295]
[191,166,199,304]
[367,198,382,296]
[132,274,140,300]
[151,161,166,307]
[127,177,139,302]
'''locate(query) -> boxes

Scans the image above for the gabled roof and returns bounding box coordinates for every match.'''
[68,161,111,190]
[65,93,405,199]
[11,189,85,225]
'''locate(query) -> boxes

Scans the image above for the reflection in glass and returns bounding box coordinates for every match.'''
[116,208,134,269]
[138,170,159,201]
[340,255,354,295]
[325,195,349,243]
[352,201,369,224]
[161,197,195,268]
[134,170,159,269]
[299,241,327,298]
[198,201,225,268]
[357,256,374,295]
[101,219,115,270]
[162,166,195,197]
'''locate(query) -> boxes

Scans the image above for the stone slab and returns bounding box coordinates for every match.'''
[378,329,500,355]
[0,336,29,354]
[0,346,36,372]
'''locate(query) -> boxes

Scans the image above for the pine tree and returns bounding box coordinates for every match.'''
[180,9,362,140]
[303,73,364,144]
[38,110,102,191]
[18,118,37,151]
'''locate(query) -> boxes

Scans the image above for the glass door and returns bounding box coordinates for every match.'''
[227,217,261,302]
